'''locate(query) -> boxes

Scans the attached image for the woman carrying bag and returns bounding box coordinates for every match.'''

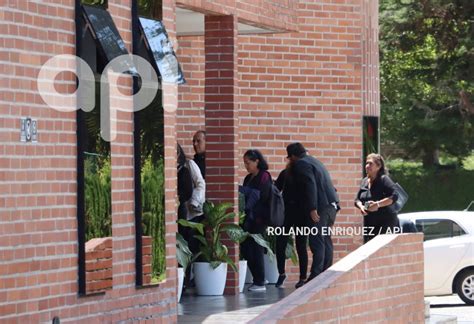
[355,153,400,243]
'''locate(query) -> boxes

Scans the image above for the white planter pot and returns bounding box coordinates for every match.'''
[264,253,279,284]
[193,262,228,296]
[239,260,247,293]
[245,266,253,284]
[177,267,184,302]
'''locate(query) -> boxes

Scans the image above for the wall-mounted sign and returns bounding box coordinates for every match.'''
[20,117,38,143]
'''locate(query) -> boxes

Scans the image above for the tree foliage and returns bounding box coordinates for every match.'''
[380,0,474,166]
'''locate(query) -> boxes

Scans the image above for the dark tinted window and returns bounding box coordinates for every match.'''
[83,5,136,74]
[416,219,467,241]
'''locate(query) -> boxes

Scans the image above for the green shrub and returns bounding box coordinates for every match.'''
[84,156,111,241]
[387,159,474,212]
[141,157,165,279]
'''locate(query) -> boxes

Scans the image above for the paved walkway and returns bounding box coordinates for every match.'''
[179,286,474,323]
[427,295,474,323]
[178,284,295,323]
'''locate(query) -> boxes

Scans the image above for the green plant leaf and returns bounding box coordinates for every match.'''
[249,234,275,260]
[222,255,237,272]
[209,260,222,269]
[177,219,205,235]
[222,224,248,244]
[176,232,192,270]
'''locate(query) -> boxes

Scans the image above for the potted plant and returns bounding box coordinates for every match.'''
[176,232,192,302]
[179,201,273,295]
[263,233,279,283]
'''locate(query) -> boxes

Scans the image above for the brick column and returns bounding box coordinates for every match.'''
[205,15,239,295]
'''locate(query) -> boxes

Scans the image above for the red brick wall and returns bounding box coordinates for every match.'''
[204,14,240,294]
[176,35,205,155]
[1,0,381,319]
[250,234,425,323]
[238,0,366,279]
[362,0,380,117]
[0,1,78,320]
[85,238,113,294]
[0,0,178,322]
[177,0,298,32]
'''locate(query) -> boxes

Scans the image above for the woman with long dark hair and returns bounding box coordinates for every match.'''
[355,153,399,242]
[240,149,272,292]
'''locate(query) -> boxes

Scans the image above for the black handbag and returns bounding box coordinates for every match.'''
[388,183,409,214]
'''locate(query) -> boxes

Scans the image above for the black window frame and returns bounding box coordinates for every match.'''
[362,115,379,174]
[76,0,130,296]
[132,0,165,288]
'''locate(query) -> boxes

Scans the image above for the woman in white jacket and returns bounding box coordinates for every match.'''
[177,144,206,252]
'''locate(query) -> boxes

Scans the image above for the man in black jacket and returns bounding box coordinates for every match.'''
[192,130,206,179]
[286,143,339,284]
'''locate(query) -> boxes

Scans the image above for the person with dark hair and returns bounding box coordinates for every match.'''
[177,143,205,252]
[355,153,399,243]
[274,162,309,289]
[192,130,206,179]
[287,142,339,285]
[240,149,272,292]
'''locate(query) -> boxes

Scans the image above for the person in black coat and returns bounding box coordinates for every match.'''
[240,149,272,292]
[355,153,399,243]
[192,130,206,179]
[287,143,339,284]
[274,164,310,289]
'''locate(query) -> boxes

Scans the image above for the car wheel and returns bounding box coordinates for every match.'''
[456,270,474,305]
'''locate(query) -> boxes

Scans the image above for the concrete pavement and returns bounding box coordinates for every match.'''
[427,294,474,323]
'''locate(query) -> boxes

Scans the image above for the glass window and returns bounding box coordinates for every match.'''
[138,0,162,19]
[416,219,467,241]
[133,12,166,287]
[83,5,136,74]
[362,116,379,173]
[139,17,185,84]
[77,3,131,295]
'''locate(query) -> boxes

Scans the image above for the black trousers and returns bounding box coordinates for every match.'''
[241,219,266,286]
[363,212,400,243]
[178,215,205,257]
[276,231,308,280]
[308,205,336,277]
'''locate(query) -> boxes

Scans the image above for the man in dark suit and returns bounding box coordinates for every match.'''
[192,130,206,179]
[286,143,339,284]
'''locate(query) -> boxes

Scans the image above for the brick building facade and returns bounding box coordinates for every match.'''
[0,0,380,321]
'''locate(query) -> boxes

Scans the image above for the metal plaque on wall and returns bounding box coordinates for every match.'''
[20,117,38,143]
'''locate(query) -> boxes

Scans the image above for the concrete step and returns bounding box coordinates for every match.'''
[426,314,458,324]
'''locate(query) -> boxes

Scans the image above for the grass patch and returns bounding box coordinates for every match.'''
[387,159,474,212]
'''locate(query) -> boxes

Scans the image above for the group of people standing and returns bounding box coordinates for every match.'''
[240,143,340,291]
[177,132,402,292]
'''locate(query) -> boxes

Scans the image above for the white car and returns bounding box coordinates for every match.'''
[398,211,474,305]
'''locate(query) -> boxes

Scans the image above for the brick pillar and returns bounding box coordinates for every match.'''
[205,15,239,295]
